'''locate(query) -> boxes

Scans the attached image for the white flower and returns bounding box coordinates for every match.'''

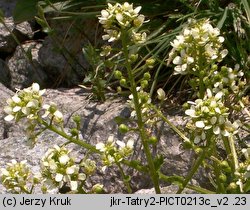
[59,154,70,165]
[96,142,106,152]
[66,166,76,175]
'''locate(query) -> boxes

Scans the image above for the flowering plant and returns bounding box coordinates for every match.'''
[1,2,249,194]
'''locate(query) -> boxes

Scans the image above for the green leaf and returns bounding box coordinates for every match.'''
[13,0,40,22]
[217,7,228,29]
[243,179,250,193]
[154,155,164,171]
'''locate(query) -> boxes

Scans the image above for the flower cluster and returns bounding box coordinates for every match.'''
[0,160,39,193]
[185,89,239,144]
[169,19,228,75]
[99,2,146,43]
[96,136,134,172]
[4,83,45,122]
[207,65,245,95]
[128,87,151,117]
[42,102,64,124]
[41,145,86,192]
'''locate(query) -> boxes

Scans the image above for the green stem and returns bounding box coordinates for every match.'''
[116,161,132,193]
[152,106,191,143]
[177,148,207,193]
[228,135,239,172]
[38,118,99,153]
[121,31,161,194]
[186,184,216,194]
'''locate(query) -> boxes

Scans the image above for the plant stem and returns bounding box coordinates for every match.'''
[177,148,207,193]
[152,106,191,143]
[116,161,132,193]
[38,118,99,153]
[121,31,161,194]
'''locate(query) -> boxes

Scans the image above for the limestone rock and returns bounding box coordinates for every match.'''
[5,41,48,90]
[0,17,34,54]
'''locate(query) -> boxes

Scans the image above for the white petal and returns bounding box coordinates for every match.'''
[116,140,125,148]
[59,154,70,165]
[213,126,221,135]
[101,10,109,18]
[215,91,223,100]
[127,139,134,148]
[55,173,63,182]
[116,13,123,22]
[4,115,14,121]
[12,106,21,112]
[173,56,182,65]
[187,57,194,64]
[210,116,217,124]
[195,121,205,128]
[96,143,105,151]
[12,95,21,103]
[194,136,201,144]
[215,107,221,114]
[66,166,75,175]
[78,173,86,181]
[221,49,228,58]
[54,110,63,119]
[221,130,230,137]
[185,109,196,117]
[206,89,212,98]
[32,83,40,92]
[218,36,224,43]
[134,6,142,14]
[70,181,78,191]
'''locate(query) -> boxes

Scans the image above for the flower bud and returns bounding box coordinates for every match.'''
[120,78,127,86]
[157,88,166,100]
[146,58,155,68]
[148,136,158,144]
[219,174,227,182]
[114,70,122,79]
[143,72,151,80]
[129,54,138,63]
[71,128,79,136]
[119,124,129,133]
[73,115,81,124]
[140,80,148,89]
[92,184,104,194]
[117,86,122,93]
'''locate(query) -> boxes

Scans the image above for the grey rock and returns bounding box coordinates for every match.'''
[0,17,34,54]
[0,59,10,87]
[0,87,208,193]
[5,41,48,90]
[0,0,17,17]
[38,19,102,87]
[0,83,24,140]
[0,17,16,53]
